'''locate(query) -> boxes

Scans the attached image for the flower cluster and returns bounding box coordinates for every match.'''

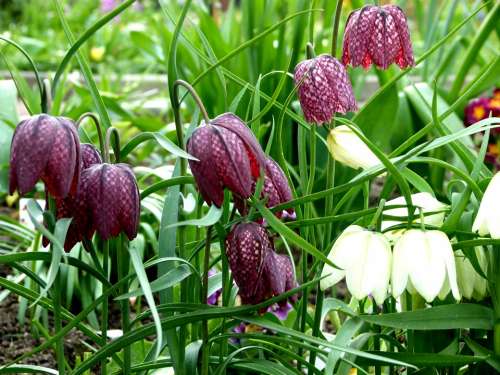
[321,193,488,303]
[226,222,297,307]
[10,114,140,251]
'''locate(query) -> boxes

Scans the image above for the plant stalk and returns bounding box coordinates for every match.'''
[53,268,65,375]
[101,239,109,375]
[201,226,213,375]
[117,235,131,374]
[331,0,344,57]
[75,112,106,157]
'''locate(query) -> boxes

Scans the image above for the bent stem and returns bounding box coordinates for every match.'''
[76,112,106,157]
[104,127,121,164]
[201,226,213,375]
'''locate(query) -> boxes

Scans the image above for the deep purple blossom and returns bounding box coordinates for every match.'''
[342,5,414,69]
[82,163,140,240]
[187,113,266,207]
[9,114,80,198]
[225,222,297,307]
[294,55,357,124]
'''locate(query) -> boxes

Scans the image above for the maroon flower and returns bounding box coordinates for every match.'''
[464,97,492,127]
[294,55,357,124]
[46,144,103,251]
[235,157,295,219]
[225,222,297,307]
[82,163,140,240]
[9,114,80,198]
[187,113,266,207]
[342,5,414,69]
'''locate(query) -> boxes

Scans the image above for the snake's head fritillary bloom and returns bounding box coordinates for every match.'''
[342,5,414,70]
[187,113,266,207]
[82,163,140,241]
[9,114,80,198]
[234,157,295,219]
[294,55,357,124]
[225,222,297,306]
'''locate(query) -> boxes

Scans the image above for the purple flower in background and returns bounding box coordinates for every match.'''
[342,5,414,69]
[100,0,117,13]
[207,269,222,305]
[294,55,357,124]
[267,302,293,320]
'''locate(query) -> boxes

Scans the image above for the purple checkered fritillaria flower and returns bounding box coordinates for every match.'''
[45,144,102,251]
[234,156,295,220]
[186,113,266,207]
[342,5,414,70]
[81,163,140,241]
[294,55,357,124]
[225,222,297,307]
[9,114,80,199]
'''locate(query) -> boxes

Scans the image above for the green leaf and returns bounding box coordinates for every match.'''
[0,364,58,374]
[120,132,197,160]
[0,80,17,195]
[361,304,494,330]
[167,205,222,228]
[357,352,486,367]
[129,239,163,359]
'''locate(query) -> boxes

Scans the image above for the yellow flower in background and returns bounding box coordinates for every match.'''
[90,46,106,62]
[327,125,382,171]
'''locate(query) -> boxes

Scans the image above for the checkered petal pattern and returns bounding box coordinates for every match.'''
[9,114,80,198]
[294,55,357,124]
[187,113,266,207]
[226,222,297,306]
[342,5,414,70]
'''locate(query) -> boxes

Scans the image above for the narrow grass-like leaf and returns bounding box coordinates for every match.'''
[167,205,222,229]
[120,132,196,160]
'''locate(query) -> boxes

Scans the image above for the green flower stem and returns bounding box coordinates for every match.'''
[75,112,106,158]
[491,248,500,355]
[101,239,109,375]
[201,226,213,375]
[331,0,344,57]
[117,235,131,375]
[308,288,324,375]
[52,267,65,375]
[104,127,121,164]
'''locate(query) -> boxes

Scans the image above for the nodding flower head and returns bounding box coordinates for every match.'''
[82,163,140,241]
[186,113,266,207]
[294,55,357,124]
[225,222,297,307]
[235,157,295,219]
[342,5,414,69]
[47,144,103,251]
[9,114,80,198]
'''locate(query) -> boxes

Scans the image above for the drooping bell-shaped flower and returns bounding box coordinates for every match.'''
[321,225,392,305]
[187,113,266,207]
[392,229,460,302]
[225,222,297,306]
[9,114,80,198]
[50,144,103,251]
[294,54,357,124]
[473,173,500,239]
[382,193,448,242]
[235,156,295,219]
[82,163,140,240]
[455,248,488,301]
[342,5,414,69]
[327,125,381,170]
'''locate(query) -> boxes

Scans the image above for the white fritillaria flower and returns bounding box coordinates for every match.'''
[472,173,500,239]
[321,225,391,305]
[455,247,488,301]
[392,229,460,302]
[382,193,448,242]
[326,125,381,170]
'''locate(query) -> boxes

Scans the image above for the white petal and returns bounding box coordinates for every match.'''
[455,250,474,299]
[430,231,460,300]
[405,230,445,302]
[474,173,500,237]
[391,231,410,299]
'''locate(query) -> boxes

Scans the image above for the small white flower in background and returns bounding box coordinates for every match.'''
[19,198,45,230]
[455,247,488,301]
[326,125,382,171]
[382,192,448,241]
[321,225,391,305]
[392,229,460,302]
[472,172,500,239]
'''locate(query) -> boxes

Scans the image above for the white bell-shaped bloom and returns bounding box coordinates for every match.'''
[455,247,488,301]
[321,225,391,305]
[327,125,381,170]
[472,173,500,239]
[382,193,448,242]
[392,229,460,302]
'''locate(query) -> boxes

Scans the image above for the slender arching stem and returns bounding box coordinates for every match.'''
[173,79,211,126]
[306,42,316,59]
[104,127,121,164]
[42,78,52,114]
[76,112,106,157]
[331,0,344,57]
